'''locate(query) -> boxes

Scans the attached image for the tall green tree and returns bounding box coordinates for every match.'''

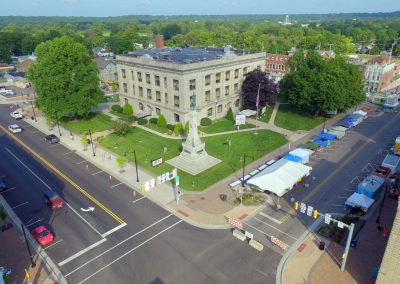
[280,51,364,116]
[27,36,103,120]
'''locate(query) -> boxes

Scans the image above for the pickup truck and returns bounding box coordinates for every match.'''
[10,111,23,119]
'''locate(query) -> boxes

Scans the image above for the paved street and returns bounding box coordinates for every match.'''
[243,110,400,253]
[0,104,281,283]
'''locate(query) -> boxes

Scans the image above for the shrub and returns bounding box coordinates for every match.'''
[111,104,121,112]
[167,130,173,135]
[113,121,130,136]
[149,117,158,124]
[81,134,89,149]
[167,124,175,131]
[184,121,189,134]
[122,103,133,116]
[200,117,212,126]
[157,114,167,128]
[116,156,127,172]
[174,122,183,135]
[138,118,148,125]
[226,107,234,121]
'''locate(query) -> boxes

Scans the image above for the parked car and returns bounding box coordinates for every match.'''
[10,111,23,119]
[8,124,22,133]
[44,190,64,209]
[0,178,6,192]
[45,134,60,144]
[32,226,54,247]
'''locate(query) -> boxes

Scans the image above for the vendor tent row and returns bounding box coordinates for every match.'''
[345,154,400,212]
[243,110,369,197]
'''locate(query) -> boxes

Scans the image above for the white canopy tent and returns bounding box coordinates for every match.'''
[330,125,348,132]
[289,148,313,164]
[345,192,374,211]
[247,159,312,197]
[327,129,345,139]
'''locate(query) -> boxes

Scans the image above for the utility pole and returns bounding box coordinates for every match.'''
[134,150,139,182]
[88,129,96,157]
[21,224,36,268]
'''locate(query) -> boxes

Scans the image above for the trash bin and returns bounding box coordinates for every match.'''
[318,241,325,251]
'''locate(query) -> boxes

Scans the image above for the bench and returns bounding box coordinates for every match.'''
[232,229,246,241]
[249,239,264,251]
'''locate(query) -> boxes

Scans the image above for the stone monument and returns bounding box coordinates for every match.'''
[167,93,221,175]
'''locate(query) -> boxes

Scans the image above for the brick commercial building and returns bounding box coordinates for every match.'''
[265,53,290,81]
[116,45,265,124]
[362,55,398,93]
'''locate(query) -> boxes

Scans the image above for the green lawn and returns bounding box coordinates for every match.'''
[274,104,325,131]
[60,113,115,134]
[110,111,135,122]
[200,119,256,134]
[100,127,287,191]
[144,123,169,134]
[250,105,274,123]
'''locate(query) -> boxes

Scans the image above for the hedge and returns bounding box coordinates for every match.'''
[200,117,212,126]
[138,118,148,125]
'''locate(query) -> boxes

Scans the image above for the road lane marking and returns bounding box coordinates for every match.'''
[65,213,173,277]
[11,201,29,209]
[30,130,40,134]
[110,182,122,189]
[76,160,87,165]
[279,112,399,223]
[45,239,63,249]
[253,217,297,241]
[101,223,127,238]
[5,148,104,237]
[77,220,182,283]
[91,170,103,176]
[59,238,107,267]
[0,186,16,193]
[63,151,73,156]
[258,211,282,225]
[132,196,145,204]
[245,223,272,239]
[0,125,125,224]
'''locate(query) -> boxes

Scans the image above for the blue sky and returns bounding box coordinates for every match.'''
[2,0,400,17]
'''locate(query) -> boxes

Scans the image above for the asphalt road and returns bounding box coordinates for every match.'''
[244,110,400,251]
[0,104,280,284]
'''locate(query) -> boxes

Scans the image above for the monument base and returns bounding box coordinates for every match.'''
[167,152,221,175]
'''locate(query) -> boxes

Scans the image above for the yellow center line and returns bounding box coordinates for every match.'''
[1,125,125,224]
[280,112,398,223]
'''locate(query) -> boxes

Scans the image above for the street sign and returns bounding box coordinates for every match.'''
[235,114,246,126]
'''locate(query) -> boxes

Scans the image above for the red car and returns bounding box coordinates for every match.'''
[44,190,64,209]
[32,226,54,247]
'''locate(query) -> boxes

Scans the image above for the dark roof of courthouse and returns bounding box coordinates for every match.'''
[123,46,259,64]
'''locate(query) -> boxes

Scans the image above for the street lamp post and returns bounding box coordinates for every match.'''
[88,129,96,157]
[134,150,139,182]
[21,223,36,268]
[30,101,37,122]
[56,115,62,136]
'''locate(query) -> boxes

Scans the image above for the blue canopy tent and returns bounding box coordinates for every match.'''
[283,154,302,163]
[337,120,353,128]
[316,132,337,140]
[313,139,329,147]
[344,117,356,126]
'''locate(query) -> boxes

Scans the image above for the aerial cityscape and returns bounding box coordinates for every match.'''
[1,1,400,284]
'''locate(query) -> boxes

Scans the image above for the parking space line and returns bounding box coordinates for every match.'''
[12,201,29,209]
[76,220,182,283]
[26,218,44,228]
[0,186,16,193]
[30,130,40,134]
[45,239,63,250]
[132,196,145,204]
[258,211,282,224]
[63,151,74,156]
[65,213,173,277]
[76,160,87,165]
[91,170,103,176]
[254,217,297,240]
[101,223,127,238]
[110,182,122,189]
[59,238,107,267]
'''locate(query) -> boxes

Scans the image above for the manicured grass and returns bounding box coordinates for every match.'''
[250,105,274,123]
[60,113,115,133]
[274,104,325,131]
[144,123,169,134]
[200,119,256,134]
[110,111,135,122]
[100,127,288,191]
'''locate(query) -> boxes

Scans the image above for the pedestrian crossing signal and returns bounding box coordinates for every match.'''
[313,210,318,219]
[294,201,299,210]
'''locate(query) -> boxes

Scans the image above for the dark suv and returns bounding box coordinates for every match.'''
[44,190,64,209]
[45,134,60,144]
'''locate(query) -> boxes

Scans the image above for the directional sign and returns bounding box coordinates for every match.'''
[80,207,95,212]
